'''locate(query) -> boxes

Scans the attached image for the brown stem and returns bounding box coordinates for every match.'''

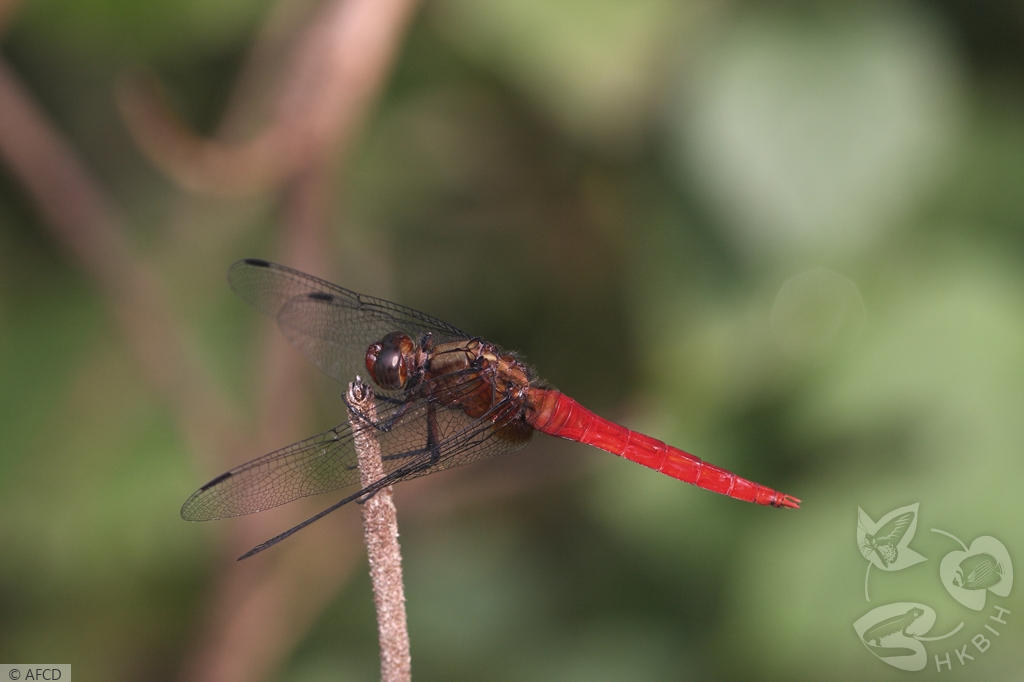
[347,377,412,682]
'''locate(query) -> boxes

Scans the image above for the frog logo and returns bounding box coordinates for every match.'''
[853,603,937,672]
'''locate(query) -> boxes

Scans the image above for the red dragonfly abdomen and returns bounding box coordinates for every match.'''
[526,388,800,509]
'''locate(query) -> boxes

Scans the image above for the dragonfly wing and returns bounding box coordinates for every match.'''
[182,371,532,521]
[229,258,472,384]
[181,421,361,521]
[235,399,533,560]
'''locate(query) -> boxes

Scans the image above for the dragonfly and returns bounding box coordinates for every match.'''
[182,259,800,559]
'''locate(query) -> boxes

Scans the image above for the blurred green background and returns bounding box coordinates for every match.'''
[2,0,1022,680]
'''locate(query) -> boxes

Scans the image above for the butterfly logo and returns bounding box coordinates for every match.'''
[862,511,913,567]
[858,503,926,571]
[857,503,927,600]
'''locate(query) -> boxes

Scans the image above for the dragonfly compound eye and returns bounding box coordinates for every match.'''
[366,333,412,390]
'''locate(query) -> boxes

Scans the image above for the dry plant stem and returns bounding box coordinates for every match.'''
[347,378,412,682]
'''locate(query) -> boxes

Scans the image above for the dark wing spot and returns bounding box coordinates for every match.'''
[199,471,233,490]
[243,258,272,267]
[307,291,334,302]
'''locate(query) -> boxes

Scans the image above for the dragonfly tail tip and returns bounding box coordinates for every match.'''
[778,494,801,509]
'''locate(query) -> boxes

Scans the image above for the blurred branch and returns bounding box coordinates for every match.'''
[216,0,319,139]
[0,56,241,453]
[348,378,412,682]
[0,0,20,35]
[176,521,363,682]
[118,0,420,195]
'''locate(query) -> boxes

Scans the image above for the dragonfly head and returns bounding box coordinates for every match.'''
[366,332,417,390]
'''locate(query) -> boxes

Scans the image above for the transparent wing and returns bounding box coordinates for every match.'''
[181,369,533,521]
[228,258,472,384]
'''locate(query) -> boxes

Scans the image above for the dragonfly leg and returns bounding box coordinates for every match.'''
[338,408,431,476]
[355,401,443,504]
[342,392,413,433]
[424,401,442,465]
